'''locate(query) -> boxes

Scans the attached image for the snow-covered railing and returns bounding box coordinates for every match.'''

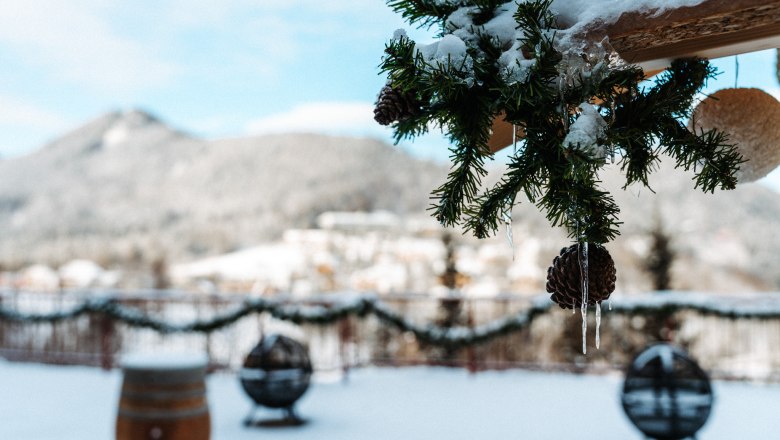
[609,291,780,319]
[2,290,780,379]
[2,290,780,349]
[0,292,550,349]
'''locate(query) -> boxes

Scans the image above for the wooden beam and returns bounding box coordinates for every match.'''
[488,0,780,152]
[604,0,780,72]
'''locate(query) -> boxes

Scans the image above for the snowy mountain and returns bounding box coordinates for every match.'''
[0,109,445,266]
[1,108,779,292]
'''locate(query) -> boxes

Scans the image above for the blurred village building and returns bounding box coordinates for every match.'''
[0,211,549,297]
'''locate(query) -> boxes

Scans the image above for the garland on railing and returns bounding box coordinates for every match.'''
[0,293,778,349]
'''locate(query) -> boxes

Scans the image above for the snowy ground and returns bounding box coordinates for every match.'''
[1,360,778,439]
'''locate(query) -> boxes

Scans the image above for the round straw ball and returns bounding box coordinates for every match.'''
[690,88,780,183]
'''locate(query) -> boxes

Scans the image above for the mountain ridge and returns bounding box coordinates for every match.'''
[0,109,446,266]
[1,109,779,292]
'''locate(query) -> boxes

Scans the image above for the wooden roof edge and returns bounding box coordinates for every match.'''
[487,0,780,152]
[603,0,780,69]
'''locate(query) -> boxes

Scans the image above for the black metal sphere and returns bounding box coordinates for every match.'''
[239,334,313,409]
[621,343,714,440]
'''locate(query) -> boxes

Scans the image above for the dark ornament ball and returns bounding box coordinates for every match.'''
[239,334,313,410]
[622,344,713,440]
[546,243,616,309]
[373,84,420,125]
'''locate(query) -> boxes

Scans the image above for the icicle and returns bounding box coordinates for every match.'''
[504,212,514,260]
[609,100,616,125]
[580,305,587,354]
[504,122,518,261]
[579,242,589,354]
[558,76,569,132]
[502,196,514,260]
[595,301,601,350]
[608,100,616,165]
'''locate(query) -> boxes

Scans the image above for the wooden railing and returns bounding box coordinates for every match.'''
[0,289,779,381]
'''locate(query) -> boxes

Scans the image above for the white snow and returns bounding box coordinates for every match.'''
[102,123,131,148]
[481,4,520,47]
[392,28,407,42]
[17,264,60,290]
[121,352,208,370]
[498,42,535,84]
[1,361,779,439]
[58,259,104,288]
[404,0,710,89]
[551,0,708,29]
[563,102,608,158]
[171,244,306,287]
[611,291,780,317]
[316,211,400,230]
[416,34,470,69]
[550,0,709,51]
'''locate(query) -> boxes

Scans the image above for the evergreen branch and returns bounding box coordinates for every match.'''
[430,92,493,226]
[464,130,546,238]
[387,0,462,29]
[464,162,527,239]
[650,58,716,117]
[378,0,742,245]
[608,83,661,189]
[610,58,723,190]
[659,119,742,192]
[470,1,508,26]
[514,0,556,35]
[538,147,621,243]
[379,35,422,92]
[615,131,659,189]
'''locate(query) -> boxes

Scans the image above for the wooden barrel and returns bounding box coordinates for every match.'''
[116,354,210,440]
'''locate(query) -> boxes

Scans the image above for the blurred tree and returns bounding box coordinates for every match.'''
[644,212,675,291]
[151,256,170,290]
[431,232,467,364]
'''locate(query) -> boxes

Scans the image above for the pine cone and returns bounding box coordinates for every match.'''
[546,243,616,309]
[373,85,420,125]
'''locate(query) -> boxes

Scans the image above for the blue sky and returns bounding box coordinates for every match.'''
[1,0,779,184]
[0,1,437,156]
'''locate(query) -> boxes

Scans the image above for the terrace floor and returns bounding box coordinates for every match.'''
[1,360,778,439]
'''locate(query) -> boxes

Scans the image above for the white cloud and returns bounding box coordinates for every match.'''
[765,88,780,102]
[0,94,74,156]
[245,102,390,138]
[243,101,456,164]
[159,0,408,78]
[0,1,177,94]
[758,168,780,193]
[0,95,71,131]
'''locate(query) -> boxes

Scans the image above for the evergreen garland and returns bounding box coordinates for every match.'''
[1,293,778,349]
[378,0,743,244]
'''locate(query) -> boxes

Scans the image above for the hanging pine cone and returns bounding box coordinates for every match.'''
[546,243,616,309]
[373,84,420,125]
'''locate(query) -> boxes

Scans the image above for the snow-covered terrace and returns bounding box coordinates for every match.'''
[1,361,778,439]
